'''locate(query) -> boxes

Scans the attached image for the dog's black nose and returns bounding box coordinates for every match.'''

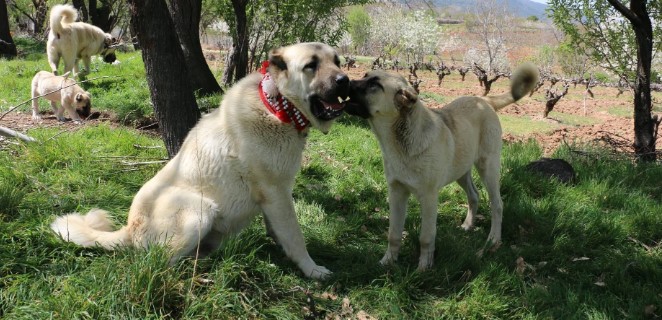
[335,74,349,86]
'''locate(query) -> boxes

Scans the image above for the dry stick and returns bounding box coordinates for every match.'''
[0,126,37,142]
[0,75,122,121]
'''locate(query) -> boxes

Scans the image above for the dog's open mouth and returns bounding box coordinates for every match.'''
[311,96,349,120]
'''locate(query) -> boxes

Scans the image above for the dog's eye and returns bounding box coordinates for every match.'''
[367,78,383,91]
[303,61,318,71]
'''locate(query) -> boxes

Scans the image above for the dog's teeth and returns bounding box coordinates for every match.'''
[337,96,343,103]
[345,97,351,101]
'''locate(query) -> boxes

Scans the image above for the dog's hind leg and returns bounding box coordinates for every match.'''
[456,171,480,231]
[476,155,503,248]
[380,181,410,267]
[143,189,218,264]
[47,49,60,75]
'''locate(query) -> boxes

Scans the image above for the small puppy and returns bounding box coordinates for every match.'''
[31,71,91,123]
[47,4,117,76]
[346,64,539,270]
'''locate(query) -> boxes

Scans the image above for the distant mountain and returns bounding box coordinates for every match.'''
[430,0,548,19]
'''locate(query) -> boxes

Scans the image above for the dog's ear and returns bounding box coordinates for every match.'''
[268,48,287,71]
[394,87,418,110]
[75,93,83,102]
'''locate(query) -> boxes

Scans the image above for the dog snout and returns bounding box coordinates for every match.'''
[335,74,349,86]
[103,53,117,63]
[334,73,350,98]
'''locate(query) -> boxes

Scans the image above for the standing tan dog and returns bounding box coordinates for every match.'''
[51,42,350,279]
[31,71,91,123]
[345,64,538,270]
[47,4,117,76]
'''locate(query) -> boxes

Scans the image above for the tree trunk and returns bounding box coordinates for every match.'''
[608,0,656,161]
[72,0,88,22]
[168,0,222,96]
[0,0,17,58]
[127,0,201,158]
[222,0,249,85]
[89,0,115,32]
[633,12,655,162]
[33,0,47,36]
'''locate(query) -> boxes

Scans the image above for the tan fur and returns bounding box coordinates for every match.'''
[346,63,539,270]
[31,71,91,123]
[47,4,116,77]
[50,43,350,279]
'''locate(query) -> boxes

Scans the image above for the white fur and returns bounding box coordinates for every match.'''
[31,71,90,123]
[47,4,115,76]
[51,43,349,279]
[352,64,539,270]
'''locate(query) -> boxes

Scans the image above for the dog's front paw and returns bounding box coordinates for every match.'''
[417,255,434,272]
[73,119,84,125]
[31,114,42,121]
[306,265,332,280]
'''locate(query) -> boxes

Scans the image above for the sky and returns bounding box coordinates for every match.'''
[530,0,547,3]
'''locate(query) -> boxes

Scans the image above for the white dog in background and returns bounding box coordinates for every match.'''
[31,71,91,123]
[47,4,117,77]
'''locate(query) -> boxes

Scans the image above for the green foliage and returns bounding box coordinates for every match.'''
[547,0,661,82]
[209,0,371,63]
[347,6,371,52]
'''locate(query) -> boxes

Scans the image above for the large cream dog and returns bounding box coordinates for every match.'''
[47,4,117,76]
[51,42,350,279]
[31,71,91,123]
[345,64,538,270]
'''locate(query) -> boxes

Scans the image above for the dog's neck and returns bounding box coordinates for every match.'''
[373,103,435,157]
[258,61,309,132]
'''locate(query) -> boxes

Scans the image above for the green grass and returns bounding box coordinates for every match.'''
[499,114,557,135]
[1,39,661,319]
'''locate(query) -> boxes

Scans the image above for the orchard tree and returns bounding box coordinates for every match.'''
[7,0,48,36]
[549,0,662,161]
[400,10,441,64]
[128,0,200,157]
[347,5,371,54]
[215,0,370,85]
[369,6,442,65]
[168,0,223,96]
[465,0,513,74]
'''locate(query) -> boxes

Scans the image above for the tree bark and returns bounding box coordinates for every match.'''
[168,0,222,96]
[607,0,656,161]
[222,0,249,85]
[0,0,17,58]
[72,0,88,22]
[127,0,201,158]
[89,0,115,32]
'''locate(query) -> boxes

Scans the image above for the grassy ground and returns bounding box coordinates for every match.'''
[1,38,661,319]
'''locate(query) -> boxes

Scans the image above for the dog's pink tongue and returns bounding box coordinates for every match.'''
[321,100,344,110]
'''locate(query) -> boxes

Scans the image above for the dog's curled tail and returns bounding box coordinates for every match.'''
[49,4,78,36]
[486,63,539,111]
[51,208,130,250]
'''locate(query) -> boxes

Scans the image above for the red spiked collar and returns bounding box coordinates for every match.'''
[258,61,309,131]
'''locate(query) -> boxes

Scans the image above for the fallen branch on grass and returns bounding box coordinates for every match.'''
[0,126,36,142]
